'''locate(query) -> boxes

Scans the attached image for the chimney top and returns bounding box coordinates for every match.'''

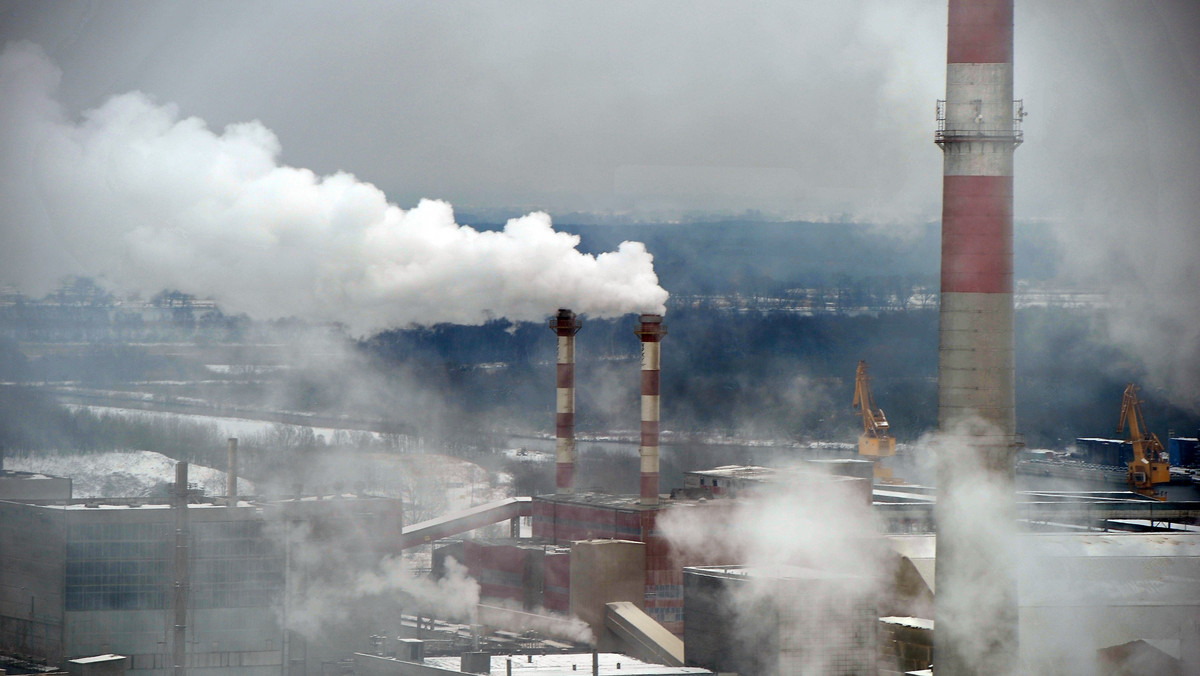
[550,308,582,336]
[635,314,667,341]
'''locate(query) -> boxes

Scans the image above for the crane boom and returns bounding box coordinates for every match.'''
[1117,383,1169,495]
[852,360,895,458]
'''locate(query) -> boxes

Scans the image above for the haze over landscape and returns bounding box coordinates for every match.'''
[1,4,1200,673]
[2,1,1197,407]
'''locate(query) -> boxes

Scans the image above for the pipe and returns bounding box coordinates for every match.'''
[635,314,666,506]
[227,437,238,506]
[550,309,582,494]
[934,1,1020,674]
[172,462,190,676]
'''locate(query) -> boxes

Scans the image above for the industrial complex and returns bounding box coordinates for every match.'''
[4,295,1199,674]
[2,1,1199,676]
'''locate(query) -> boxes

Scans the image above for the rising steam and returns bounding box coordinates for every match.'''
[0,42,668,330]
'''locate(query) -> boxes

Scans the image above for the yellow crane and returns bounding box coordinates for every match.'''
[1116,383,1170,497]
[852,360,896,460]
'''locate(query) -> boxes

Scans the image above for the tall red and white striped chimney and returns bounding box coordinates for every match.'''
[550,309,582,494]
[934,1,1022,673]
[635,314,666,506]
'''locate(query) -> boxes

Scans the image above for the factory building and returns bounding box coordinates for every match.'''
[682,565,877,675]
[0,469,403,676]
[0,498,284,674]
[354,650,713,676]
[461,466,873,638]
[0,469,72,501]
[884,533,1200,671]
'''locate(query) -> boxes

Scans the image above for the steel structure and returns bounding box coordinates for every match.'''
[399,497,533,549]
[550,309,583,494]
[933,1,1023,673]
[171,462,190,676]
[852,360,896,458]
[226,437,238,506]
[635,315,666,506]
[1116,383,1171,495]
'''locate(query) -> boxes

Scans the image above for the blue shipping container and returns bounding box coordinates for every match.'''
[1168,438,1199,467]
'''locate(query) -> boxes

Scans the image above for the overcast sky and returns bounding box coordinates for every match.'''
[0,1,1190,220]
[1,1,1198,403]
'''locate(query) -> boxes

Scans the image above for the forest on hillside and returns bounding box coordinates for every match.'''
[2,219,1194,467]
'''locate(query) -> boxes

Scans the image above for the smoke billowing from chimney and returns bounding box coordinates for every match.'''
[0,42,668,330]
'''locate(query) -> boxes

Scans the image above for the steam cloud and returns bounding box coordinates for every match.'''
[0,42,668,330]
[658,468,886,673]
[286,552,481,639]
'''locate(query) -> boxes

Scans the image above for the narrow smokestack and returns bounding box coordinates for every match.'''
[550,309,582,494]
[226,437,238,505]
[934,1,1021,673]
[635,314,666,506]
[171,461,190,676]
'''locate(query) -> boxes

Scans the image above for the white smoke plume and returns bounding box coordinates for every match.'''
[921,418,1021,676]
[658,467,886,673]
[0,41,668,331]
[280,510,480,639]
[477,602,596,645]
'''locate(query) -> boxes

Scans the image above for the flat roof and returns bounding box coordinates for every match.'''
[423,653,711,675]
[685,465,777,480]
[881,616,934,630]
[0,470,69,481]
[535,493,659,511]
[39,501,256,511]
[684,564,865,582]
[68,655,126,664]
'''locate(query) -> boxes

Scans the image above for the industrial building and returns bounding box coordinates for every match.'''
[683,565,877,675]
[354,650,712,676]
[0,460,404,676]
[0,469,72,501]
[0,495,285,673]
[397,298,1200,675]
[884,533,1200,671]
[3,2,1199,674]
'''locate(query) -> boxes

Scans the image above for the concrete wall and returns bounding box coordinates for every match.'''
[354,653,462,676]
[878,618,933,673]
[67,656,127,676]
[683,566,877,676]
[569,540,645,644]
[0,473,72,501]
[0,500,67,663]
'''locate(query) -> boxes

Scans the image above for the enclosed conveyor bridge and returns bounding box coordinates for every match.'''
[400,496,532,549]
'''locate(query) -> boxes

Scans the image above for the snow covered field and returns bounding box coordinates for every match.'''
[65,403,375,442]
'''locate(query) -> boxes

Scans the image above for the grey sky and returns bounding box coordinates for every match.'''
[1,1,1194,219]
[1,1,1198,404]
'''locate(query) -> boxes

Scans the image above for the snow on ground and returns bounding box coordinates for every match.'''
[301,451,512,514]
[501,447,552,463]
[204,364,292,374]
[4,450,250,499]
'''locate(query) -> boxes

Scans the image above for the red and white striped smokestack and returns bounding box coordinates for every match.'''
[635,314,666,506]
[934,1,1021,674]
[550,309,582,494]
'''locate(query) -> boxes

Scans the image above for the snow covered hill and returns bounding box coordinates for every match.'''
[4,450,249,498]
